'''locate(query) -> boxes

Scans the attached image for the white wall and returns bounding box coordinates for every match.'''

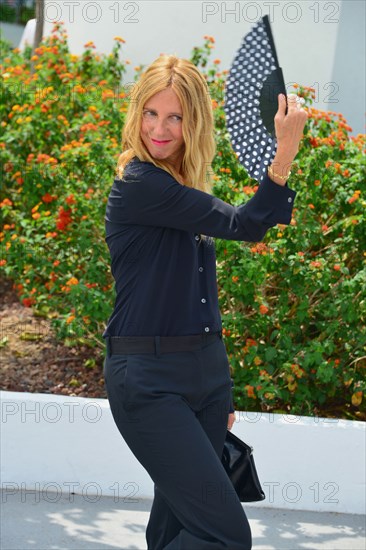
[39,0,364,134]
[331,0,366,135]
[1,391,365,514]
[3,2,363,132]
[42,0,340,104]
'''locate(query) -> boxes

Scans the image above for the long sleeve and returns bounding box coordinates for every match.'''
[103,157,297,338]
[107,158,296,243]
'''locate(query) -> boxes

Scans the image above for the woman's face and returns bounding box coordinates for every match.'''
[140,87,185,171]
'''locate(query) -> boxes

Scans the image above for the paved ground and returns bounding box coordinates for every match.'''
[1,490,365,550]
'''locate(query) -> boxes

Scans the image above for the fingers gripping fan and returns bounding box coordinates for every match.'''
[224,15,287,182]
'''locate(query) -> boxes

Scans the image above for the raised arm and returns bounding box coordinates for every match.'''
[268,93,308,185]
[107,161,296,242]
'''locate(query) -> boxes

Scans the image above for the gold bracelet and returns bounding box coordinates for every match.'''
[268,165,292,181]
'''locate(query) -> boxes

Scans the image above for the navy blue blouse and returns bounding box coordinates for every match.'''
[103,156,296,339]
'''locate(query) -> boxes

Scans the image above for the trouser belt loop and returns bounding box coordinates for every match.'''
[154,335,161,357]
[106,336,111,357]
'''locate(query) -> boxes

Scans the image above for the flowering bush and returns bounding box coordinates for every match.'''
[1,25,365,418]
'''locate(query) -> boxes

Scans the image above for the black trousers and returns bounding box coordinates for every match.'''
[103,333,252,549]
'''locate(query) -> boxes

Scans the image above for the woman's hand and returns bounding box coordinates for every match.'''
[227,412,235,430]
[269,93,308,185]
[275,94,308,155]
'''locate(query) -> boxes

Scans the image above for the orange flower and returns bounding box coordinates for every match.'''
[259,304,269,315]
[0,198,13,208]
[245,385,255,398]
[246,338,257,348]
[333,264,341,271]
[84,187,94,199]
[56,206,72,231]
[334,162,342,173]
[291,364,305,379]
[250,243,272,255]
[66,277,78,286]
[0,259,6,266]
[66,315,76,324]
[65,194,76,205]
[22,297,35,307]
[36,153,58,165]
[232,275,239,283]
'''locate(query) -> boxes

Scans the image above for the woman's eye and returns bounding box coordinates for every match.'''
[142,111,182,122]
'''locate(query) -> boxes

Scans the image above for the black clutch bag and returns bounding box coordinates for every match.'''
[221,430,266,502]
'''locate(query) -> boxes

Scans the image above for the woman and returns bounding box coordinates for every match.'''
[103,55,307,549]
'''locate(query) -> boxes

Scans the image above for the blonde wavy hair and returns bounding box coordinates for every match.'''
[116,55,216,194]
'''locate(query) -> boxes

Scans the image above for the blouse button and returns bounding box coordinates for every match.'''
[288,197,292,203]
[204,327,210,332]
[201,298,206,303]
[199,267,204,272]
[195,235,200,241]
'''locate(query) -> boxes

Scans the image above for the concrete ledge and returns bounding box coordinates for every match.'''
[3,492,366,550]
[1,391,365,514]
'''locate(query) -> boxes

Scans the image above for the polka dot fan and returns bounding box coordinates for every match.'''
[224,15,288,182]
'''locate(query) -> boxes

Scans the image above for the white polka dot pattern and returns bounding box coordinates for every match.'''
[224,17,281,182]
